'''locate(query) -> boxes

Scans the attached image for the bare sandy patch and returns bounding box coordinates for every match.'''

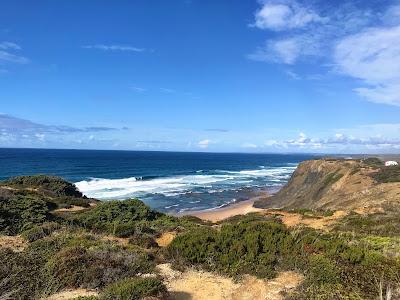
[156,231,177,247]
[186,199,263,223]
[232,272,303,300]
[0,235,28,252]
[157,263,302,300]
[52,205,87,213]
[46,288,98,300]
[263,210,348,231]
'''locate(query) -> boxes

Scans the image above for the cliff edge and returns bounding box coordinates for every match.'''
[254,158,400,211]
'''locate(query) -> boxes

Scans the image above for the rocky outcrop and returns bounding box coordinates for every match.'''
[254,159,400,211]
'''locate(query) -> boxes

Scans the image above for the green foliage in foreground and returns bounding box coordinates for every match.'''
[100,277,167,300]
[169,219,295,278]
[168,216,400,299]
[0,230,155,299]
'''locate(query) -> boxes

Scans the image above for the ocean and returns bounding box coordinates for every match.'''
[0,148,317,212]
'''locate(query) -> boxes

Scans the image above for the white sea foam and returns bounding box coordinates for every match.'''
[75,165,297,200]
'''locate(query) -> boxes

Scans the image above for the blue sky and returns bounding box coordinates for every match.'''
[1,0,400,153]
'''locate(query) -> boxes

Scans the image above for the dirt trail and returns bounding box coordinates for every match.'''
[46,289,98,300]
[157,263,303,300]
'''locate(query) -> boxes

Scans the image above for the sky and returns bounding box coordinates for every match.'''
[0,0,400,153]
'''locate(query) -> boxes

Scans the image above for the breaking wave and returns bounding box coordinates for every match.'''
[75,165,296,201]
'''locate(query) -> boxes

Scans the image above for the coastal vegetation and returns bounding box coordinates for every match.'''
[0,163,400,299]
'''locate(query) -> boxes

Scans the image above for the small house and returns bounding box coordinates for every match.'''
[385,161,398,167]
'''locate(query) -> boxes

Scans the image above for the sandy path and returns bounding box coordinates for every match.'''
[46,289,98,300]
[158,263,302,300]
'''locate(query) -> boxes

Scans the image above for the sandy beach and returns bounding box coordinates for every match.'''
[183,197,266,222]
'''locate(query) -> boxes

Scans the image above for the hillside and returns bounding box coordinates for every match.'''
[1,173,400,299]
[254,158,400,212]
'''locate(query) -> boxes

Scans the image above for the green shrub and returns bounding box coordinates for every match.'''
[168,219,295,278]
[2,175,83,198]
[46,244,155,290]
[362,157,383,167]
[72,297,98,300]
[307,254,340,285]
[52,196,93,208]
[334,212,400,236]
[74,199,162,234]
[372,165,400,183]
[21,222,62,242]
[0,192,52,234]
[128,234,158,248]
[100,277,167,300]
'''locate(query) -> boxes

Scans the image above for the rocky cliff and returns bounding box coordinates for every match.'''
[254,158,400,211]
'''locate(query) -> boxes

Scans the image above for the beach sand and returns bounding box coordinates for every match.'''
[183,197,265,223]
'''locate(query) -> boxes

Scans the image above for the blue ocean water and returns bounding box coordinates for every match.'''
[0,148,317,212]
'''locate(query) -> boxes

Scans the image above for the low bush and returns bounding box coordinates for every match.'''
[372,165,400,183]
[21,222,62,242]
[74,199,162,234]
[2,175,83,198]
[168,219,295,278]
[128,234,158,248]
[362,157,383,167]
[334,211,400,237]
[100,277,167,300]
[46,244,154,290]
[0,192,52,234]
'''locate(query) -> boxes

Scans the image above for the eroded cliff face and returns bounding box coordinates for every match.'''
[254,159,400,211]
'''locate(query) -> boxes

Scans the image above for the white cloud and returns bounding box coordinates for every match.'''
[0,42,21,50]
[265,131,400,151]
[160,88,175,94]
[253,0,325,31]
[250,2,400,106]
[198,139,211,149]
[130,86,146,92]
[334,25,400,106]
[35,133,45,141]
[248,35,320,64]
[241,143,258,148]
[82,44,145,52]
[0,42,28,64]
[285,70,301,80]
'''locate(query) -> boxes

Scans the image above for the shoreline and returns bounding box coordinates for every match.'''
[178,194,269,222]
